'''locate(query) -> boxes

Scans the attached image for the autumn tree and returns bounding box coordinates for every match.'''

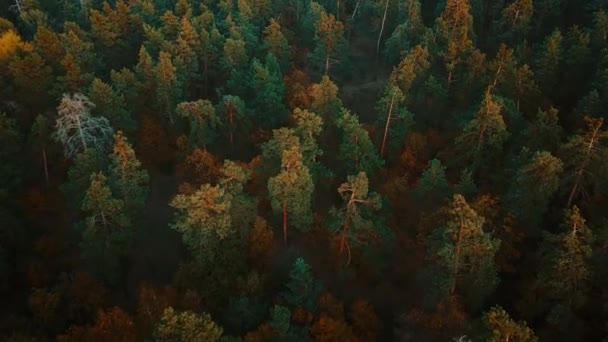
[424,194,500,310]
[329,172,385,261]
[108,131,149,215]
[268,146,314,244]
[155,307,223,342]
[311,10,349,75]
[435,0,474,88]
[263,18,291,71]
[478,306,538,342]
[156,51,181,124]
[170,183,233,263]
[54,93,114,158]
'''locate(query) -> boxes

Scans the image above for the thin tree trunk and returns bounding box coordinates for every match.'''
[376,0,390,56]
[450,210,465,296]
[567,122,602,206]
[447,70,453,90]
[339,221,349,255]
[101,211,107,228]
[380,92,395,158]
[42,146,49,187]
[325,54,330,75]
[75,116,88,151]
[351,0,361,20]
[228,103,234,146]
[283,203,287,245]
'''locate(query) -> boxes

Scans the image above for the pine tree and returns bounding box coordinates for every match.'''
[155,307,223,342]
[480,306,538,342]
[497,0,533,44]
[88,78,136,133]
[415,159,451,207]
[505,150,563,231]
[311,10,349,75]
[61,149,106,210]
[535,29,563,95]
[284,257,321,311]
[249,54,288,128]
[219,160,256,234]
[292,108,328,179]
[336,109,383,176]
[216,95,249,147]
[375,83,414,158]
[329,172,384,259]
[54,93,114,159]
[455,87,509,163]
[308,75,342,120]
[176,100,219,149]
[108,131,149,215]
[561,117,608,206]
[435,0,474,88]
[170,184,233,263]
[29,115,53,186]
[81,172,131,282]
[425,194,500,310]
[263,18,291,71]
[268,146,314,243]
[538,206,593,326]
[156,51,181,124]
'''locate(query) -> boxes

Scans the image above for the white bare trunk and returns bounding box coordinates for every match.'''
[376,0,390,56]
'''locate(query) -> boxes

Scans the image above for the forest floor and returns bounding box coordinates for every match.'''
[127,168,184,296]
[340,26,392,124]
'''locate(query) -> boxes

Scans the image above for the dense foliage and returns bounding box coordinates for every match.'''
[1,0,608,340]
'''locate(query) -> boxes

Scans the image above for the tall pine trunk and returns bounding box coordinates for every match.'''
[283,203,287,245]
[376,0,390,56]
[567,121,602,206]
[380,92,395,158]
[42,146,49,187]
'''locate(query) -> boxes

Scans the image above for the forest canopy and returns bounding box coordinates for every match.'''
[1,0,608,341]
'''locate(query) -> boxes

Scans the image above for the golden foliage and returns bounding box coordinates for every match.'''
[0,30,31,60]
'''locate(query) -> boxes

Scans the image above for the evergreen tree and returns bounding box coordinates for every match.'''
[480,306,538,342]
[435,0,475,88]
[425,194,500,310]
[268,146,314,243]
[176,99,219,149]
[284,257,321,311]
[88,78,136,133]
[81,172,131,282]
[455,87,509,164]
[155,307,223,342]
[170,184,233,263]
[505,150,563,232]
[538,206,593,327]
[216,95,249,146]
[156,51,181,124]
[535,29,563,95]
[249,54,288,129]
[336,109,383,176]
[263,18,291,71]
[310,10,349,75]
[415,159,451,208]
[561,117,608,206]
[108,131,149,215]
[329,172,384,259]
